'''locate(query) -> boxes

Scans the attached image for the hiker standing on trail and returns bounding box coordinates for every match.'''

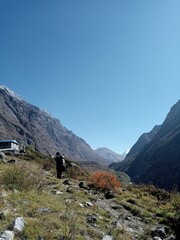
[55,152,66,179]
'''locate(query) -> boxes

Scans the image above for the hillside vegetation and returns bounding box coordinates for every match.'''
[0,148,179,240]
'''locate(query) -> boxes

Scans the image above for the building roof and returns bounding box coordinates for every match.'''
[0,140,18,144]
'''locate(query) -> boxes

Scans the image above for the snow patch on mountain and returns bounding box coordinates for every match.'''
[0,85,23,102]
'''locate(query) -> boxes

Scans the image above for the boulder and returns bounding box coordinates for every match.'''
[66,187,74,194]
[85,201,93,207]
[86,215,97,224]
[78,203,84,208]
[63,179,71,185]
[153,237,162,240]
[79,181,90,190]
[13,217,25,232]
[104,191,115,199]
[0,152,5,161]
[7,159,16,164]
[37,208,51,214]
[151,226,167,239]
[102,235,113,240]
[0,230,14,240]
[0,212,5,220]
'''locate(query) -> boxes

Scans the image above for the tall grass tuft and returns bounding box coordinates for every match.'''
[0,162,45,191]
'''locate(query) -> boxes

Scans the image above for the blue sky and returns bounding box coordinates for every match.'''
[0,0,180,154]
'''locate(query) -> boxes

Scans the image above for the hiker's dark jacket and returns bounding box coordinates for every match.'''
[55,155,64,168]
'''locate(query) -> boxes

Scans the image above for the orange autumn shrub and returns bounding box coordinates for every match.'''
[89,171,121,191]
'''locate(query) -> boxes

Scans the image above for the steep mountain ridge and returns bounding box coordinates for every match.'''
[111,100,180,190]
[110,125,161,172]
[126,125,161,158]
[0,85,105,163]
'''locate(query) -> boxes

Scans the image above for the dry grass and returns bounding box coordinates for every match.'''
[0,161,45,191]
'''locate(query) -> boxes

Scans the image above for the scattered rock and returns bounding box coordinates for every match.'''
[63,179,71,185]
[79,181,90,190]
[153,237,162,240]
[78,203,84,208]
[0,230,14,240]
[85,201,93,207]
[164,235,176,240]
[37,208,51,214]
[13,217,25,232]
[66,187,74,194]
[104,191,115,199]
[79,181,85,188]
[56,191,63,195]
[124,215,132,221]
[7,159,16,164]
[111,221,119,228]
[86,215,97,224]
[0,212,5,220]
[111,205,122,210]
[0,152,5,161]
[151,226,167,239]
[127,199,136,205]
[50,190,58,194]
[102,235,113,240]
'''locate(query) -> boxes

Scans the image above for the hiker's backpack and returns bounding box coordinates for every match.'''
[62,157,66,171]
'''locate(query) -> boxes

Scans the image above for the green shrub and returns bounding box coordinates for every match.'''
[20,145,45,162]
[171,191,180,238]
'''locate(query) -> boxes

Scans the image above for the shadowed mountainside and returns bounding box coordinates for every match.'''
[126,125,161,159]
[110,125,161,172]
[110,99,180,190]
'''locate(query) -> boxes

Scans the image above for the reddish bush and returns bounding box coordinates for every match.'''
[89,171,121,191]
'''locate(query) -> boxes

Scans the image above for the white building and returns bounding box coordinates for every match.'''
[0,140,19,152]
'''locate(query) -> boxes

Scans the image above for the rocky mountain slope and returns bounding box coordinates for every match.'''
[110,125,161,172]
[0,85,106,163]
[111,100,180,190]
[95,147,124,165]
[126,125,161,159]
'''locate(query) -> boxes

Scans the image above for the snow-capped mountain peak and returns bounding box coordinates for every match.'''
[0,85,23,101]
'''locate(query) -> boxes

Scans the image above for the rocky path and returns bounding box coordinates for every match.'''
[45,172,176,240]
